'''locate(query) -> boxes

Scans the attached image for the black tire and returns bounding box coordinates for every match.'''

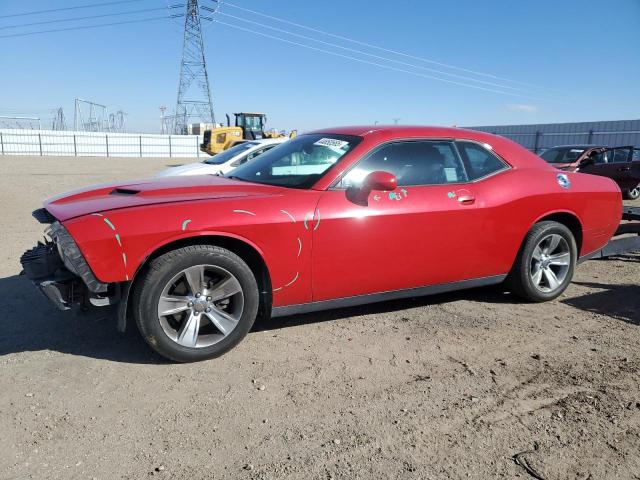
[507,221,577,302]
[623,185,640,200]
[133,245,259,362]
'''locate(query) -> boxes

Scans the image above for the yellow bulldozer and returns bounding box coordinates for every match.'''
[200,112,296,156]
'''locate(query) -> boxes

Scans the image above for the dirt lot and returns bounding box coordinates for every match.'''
[1,155,639,480]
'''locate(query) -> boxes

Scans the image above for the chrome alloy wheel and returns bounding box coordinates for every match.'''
[530,234,571,293]
[629,185,640,199]
[157,264,244,348]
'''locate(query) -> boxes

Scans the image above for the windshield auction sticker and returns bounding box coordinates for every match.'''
[314,138,350,149]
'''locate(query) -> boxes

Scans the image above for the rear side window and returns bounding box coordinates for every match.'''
[610,147,632,163]
[339,140,468,188]
[456,141,507,180]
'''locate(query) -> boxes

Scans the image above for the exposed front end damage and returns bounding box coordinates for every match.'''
[20,209,118,312]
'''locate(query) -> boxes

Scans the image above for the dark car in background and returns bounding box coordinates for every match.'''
[540,145,640,199]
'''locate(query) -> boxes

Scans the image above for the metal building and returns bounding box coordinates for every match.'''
[468,119,640,154]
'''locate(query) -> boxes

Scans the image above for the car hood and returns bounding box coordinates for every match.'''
[44,175,281,221]
[156,162,221,177]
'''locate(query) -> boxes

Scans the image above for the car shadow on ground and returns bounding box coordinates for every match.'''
[7,272,633,364]
[561,281,640,326]
[0,274,520,363]
[254,285,521,332]
[0,274,167,364]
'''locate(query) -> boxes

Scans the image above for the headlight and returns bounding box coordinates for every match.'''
[47,222,80,275]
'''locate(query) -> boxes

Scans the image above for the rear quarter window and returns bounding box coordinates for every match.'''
[456,141,508,180]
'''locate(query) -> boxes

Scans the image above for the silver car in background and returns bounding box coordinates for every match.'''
[156,137,288,177]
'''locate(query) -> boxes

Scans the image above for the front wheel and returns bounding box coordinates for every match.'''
[133,245,259,362]
[623,184,640,200]
[507,221,577,302]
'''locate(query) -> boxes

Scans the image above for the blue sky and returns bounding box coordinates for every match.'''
[1,0,639,133]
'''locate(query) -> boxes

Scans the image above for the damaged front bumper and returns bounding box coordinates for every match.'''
[21,241,81,310]
[21,212,112,311]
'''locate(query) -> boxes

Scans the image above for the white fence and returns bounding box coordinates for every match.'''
[0,129,203,158]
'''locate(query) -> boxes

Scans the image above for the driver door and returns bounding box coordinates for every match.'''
[580,146,635,189]
[311,140,488,301]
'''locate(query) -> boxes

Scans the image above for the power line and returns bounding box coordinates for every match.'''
[220,1,546,91]
[0,16,180,39]
[0,0,147,19]
[212,19,545,100]
[215,10,542,96]
[0,7,176,30]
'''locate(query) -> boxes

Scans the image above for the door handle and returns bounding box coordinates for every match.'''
[457,194,475,205]
[617,167,631,171]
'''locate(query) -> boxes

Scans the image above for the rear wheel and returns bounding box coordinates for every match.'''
[507,221,577,302]
[133,245,259,362]
[623,184,640,200]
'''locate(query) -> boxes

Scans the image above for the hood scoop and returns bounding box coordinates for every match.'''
[110,188,140,196]
[43,175,284,222]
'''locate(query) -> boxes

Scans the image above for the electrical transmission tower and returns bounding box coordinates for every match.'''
[173,0,215,134]
[74,98,108,132]
[109,110,127,133]
[52,108,67,130]
[159,105,167,134]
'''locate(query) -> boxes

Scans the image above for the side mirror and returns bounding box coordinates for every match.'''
[362,171,397,191]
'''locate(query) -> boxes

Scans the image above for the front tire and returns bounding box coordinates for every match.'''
[507,221,577,302]
[133,245,259,362]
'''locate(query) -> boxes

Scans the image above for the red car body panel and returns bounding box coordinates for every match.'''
[43,126,622,310]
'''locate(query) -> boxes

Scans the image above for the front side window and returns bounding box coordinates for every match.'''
[245,116,262,131]
[246,144,276,161]
[456,141,507,180]
[203,141,254,165]
[227,134,362,188]
[339,140,467,188]
[590,150,606,164]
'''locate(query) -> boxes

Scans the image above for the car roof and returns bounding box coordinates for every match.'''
[309,125,470,137]
[309,124,510,148]
[308,125,517,144]
[306,125,556,172]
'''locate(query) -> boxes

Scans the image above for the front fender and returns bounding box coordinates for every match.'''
[63,194,321,308]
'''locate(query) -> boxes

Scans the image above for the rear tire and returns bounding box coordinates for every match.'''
[133,245,259,362]
[623,184,640,200]
[507,221,577,302]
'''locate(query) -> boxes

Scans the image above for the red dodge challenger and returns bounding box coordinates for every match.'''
[21,126,622,362]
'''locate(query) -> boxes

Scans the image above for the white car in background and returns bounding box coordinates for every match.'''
[156,137,288,177]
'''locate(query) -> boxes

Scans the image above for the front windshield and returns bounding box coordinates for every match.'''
[226,133,362,188]
[203,141,255,165]
[540,147,586,164]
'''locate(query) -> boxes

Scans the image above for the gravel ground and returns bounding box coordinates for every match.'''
[1,155,639,480]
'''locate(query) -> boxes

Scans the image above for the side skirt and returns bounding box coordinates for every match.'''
[271,274,507,318]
